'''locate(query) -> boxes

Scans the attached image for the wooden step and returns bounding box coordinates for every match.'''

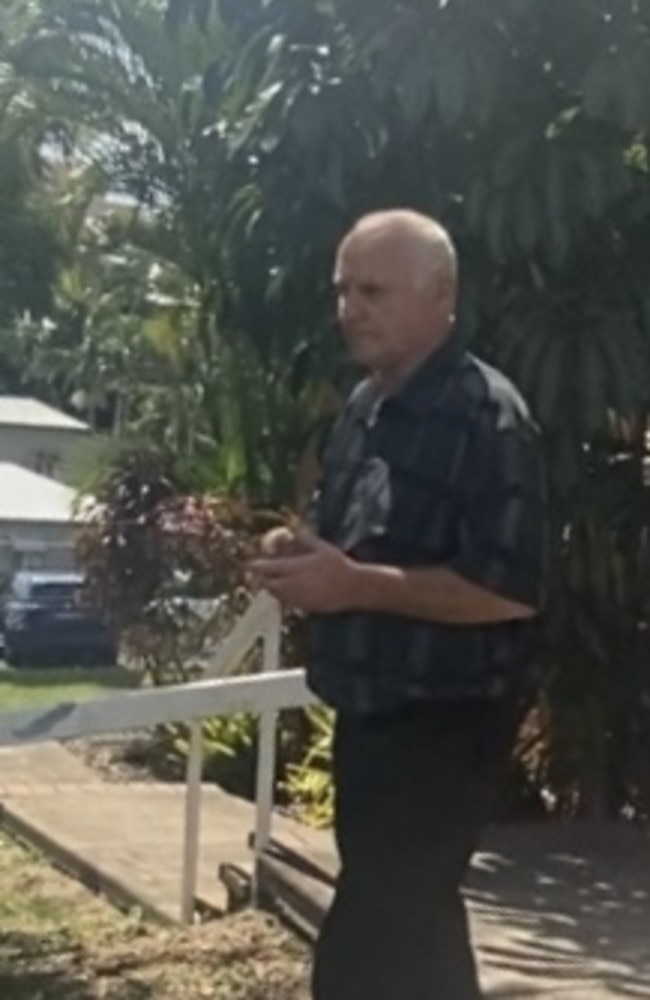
[218,858,253,913]
[218,837,334,941]
[257,849,333,942]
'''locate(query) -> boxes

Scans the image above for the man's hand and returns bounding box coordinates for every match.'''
[252,532,536,624]
[250,533,357,613]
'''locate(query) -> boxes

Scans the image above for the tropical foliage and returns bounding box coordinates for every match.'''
[0,6,61,387]
[283,705,336,829]
[1,0,650,819]
[75,442,262,684]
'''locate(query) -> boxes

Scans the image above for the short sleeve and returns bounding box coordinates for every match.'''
[448,417,547,608]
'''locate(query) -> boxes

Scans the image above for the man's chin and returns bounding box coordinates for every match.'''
[347,339,382,368]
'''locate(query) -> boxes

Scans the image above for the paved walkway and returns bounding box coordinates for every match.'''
[258,822,650,999]
[0,742,319,922]
[468,822,650,998]
[1,742,650,998]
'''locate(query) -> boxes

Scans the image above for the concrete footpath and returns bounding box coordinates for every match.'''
[1,742,650,999]
[0,742,321,922]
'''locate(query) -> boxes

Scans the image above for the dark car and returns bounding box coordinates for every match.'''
[3,571,118,667]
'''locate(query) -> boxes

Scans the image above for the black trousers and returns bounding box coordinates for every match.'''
[311,696,524,1000]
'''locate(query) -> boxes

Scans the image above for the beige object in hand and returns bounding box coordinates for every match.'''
[259,525,307,557]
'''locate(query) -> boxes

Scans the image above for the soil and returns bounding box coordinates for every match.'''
[0,832,310,1000]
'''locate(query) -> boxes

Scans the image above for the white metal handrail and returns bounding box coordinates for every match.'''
[0,592,316,923]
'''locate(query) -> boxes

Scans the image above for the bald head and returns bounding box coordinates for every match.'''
[342,210,458,293]
[333,210,458,390]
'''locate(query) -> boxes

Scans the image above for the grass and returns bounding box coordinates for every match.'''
[0,666,140,712]
[0,832,309,999]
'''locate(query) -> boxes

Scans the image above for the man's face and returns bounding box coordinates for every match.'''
[333,232,444,376]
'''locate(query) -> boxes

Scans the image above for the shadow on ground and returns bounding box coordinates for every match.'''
[468,823,650,998]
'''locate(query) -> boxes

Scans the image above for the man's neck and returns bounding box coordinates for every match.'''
[373,335,452,396]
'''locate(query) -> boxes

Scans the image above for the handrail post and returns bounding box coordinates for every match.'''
[180,718,204,923]
[252,597,282,905]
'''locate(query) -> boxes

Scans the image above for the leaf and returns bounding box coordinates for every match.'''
[617,46,650,131]
[578,153,607,220]
[165,0,213,34]
[433,42,469,128]
[229,80,284,154]
[396,43,434,125]
[165,0,186,36]
[288,341,313,396]
[533,337,564,427]
[492,136,530,189]
[465,176,488,235]
[579,335,607,436]
[469,39,500,127]
[180,83,202,133]
[324,153,345,208]
[194,0,213,33]
[370,21,410,101]
[142,311,183,366]
[202,59,223,102]
[596,320,642,418]
[544,216,570,268]
[582,54,615,121]
[494,310,537,375]
[485,194,508,262]
[514,183,539,253]
[509,315,556,413]
[544,148,566,227]
[290,88,322,151]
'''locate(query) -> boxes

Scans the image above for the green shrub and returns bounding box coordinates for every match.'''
[158,706,311,801]
[173,714,259,797]
[283,706,334,829]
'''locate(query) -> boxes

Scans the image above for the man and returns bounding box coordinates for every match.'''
[252,210,546,1000]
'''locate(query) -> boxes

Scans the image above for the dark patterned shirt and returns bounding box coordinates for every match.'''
[306,337,546,714]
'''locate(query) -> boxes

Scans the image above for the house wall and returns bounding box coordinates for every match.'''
[0,426,88,483]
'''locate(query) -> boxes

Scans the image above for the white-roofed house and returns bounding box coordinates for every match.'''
[0,463,86,582]
[0,397,89,483]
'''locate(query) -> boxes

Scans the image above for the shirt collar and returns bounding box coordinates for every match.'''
[385,335,464,416]
[349,335,464,428]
